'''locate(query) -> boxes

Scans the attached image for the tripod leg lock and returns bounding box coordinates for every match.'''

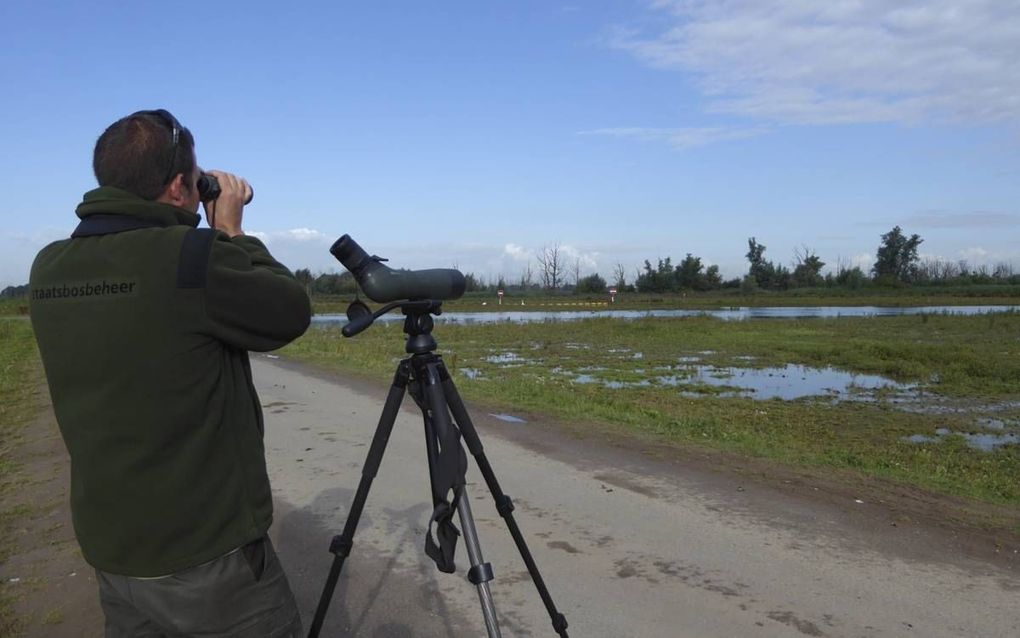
[495,494,515,518]
[467,562,494,585]
[329,535,353,558]
[552,612,569,636]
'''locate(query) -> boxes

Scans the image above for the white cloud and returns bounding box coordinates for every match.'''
[503,243,533,261]
[611,1,1020,126]
[579,126,767,148]
[559,244,600,271]
[959,246,989,261]
[248,227,333,244]
[245,227,337,274]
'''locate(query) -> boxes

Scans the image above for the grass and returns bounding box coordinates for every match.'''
[282,312,1020,506]
[0,300,30,318]
[0,318,41,634]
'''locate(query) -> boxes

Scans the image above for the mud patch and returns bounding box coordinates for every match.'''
[767,610,825,636]
[593,472,658,498]
[546,540,582,554]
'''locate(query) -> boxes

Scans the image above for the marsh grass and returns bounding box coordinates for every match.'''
[283,313,1020,505]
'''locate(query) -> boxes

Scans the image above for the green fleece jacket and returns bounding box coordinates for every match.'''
[29,187,311,577]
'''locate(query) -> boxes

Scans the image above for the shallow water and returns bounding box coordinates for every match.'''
[903,428,1019,452]
[489,413,527,424]
[554,362,912,401]
[312,305,1019,326]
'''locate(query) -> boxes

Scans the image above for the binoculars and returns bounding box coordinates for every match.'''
[197,173,253,204]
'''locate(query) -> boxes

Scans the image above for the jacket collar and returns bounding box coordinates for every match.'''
[75,186,200,228]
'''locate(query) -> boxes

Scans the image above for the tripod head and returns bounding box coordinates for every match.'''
[343,298,443,354]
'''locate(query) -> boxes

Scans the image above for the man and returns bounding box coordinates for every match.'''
[29,109,311,636]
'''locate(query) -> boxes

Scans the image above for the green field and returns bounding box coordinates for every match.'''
[283,311,1020,506]
[0,319,40,632]
[0,319,39,504]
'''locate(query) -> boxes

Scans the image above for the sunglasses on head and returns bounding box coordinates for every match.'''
[132,109,183,186]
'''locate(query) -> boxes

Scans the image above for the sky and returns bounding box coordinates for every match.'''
[2,0,1019,288]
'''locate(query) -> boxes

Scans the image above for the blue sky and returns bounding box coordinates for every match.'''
[2,0,1019,288]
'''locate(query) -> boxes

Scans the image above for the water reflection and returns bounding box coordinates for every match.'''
[312,305,1018,326]
[489,413,527,424]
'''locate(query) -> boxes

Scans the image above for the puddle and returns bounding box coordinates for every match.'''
[460,368,485,380]
[976,417,1017,431]
[489,413,527,424]
[485,352,532,365]
[671,364,913,400]
[903,429,1019,452]
[569,374,651,389]
[551,362,915,402]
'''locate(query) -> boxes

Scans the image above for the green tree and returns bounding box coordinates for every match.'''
[746,238,767,284]
[675,253,706,291]
[836,265,868,289]
[576,273,608,293]
[636,258,675,292]
[792,247,825,288]
[704,265,723,290]
[745,238,790,290]
[294,268,314,295]
[463,273,482,292]
[873,226,923,282]
[313,272,356,295]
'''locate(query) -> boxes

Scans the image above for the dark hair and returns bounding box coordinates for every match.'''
[92,111,196,200]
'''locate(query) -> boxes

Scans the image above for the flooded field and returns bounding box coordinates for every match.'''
[312,304,1019,327]
[462,347,1019,453]
[286,311,1020,503]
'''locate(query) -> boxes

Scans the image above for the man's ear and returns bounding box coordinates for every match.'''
[160,173,187,205]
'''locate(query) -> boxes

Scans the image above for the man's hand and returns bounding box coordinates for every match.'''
[202,170,252,237]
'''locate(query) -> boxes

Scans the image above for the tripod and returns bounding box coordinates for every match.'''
[309,300,569,637]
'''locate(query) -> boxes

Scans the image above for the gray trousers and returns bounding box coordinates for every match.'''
[96,536,302,637]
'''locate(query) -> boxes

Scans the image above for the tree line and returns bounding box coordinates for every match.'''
[2,226,1015,300]
[269,226,1016,298]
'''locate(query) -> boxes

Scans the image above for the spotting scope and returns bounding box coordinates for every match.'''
[330,235,466,303]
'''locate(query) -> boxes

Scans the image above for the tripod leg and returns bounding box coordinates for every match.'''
[439,368,570,638]
[456,487,502,637]
[308,362,410,638]
[420,360,503,638]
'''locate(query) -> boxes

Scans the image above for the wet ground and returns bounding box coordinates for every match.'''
[459,347,1020,454]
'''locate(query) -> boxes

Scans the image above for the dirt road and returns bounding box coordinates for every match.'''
[255,356,1019,637]
[4,354,1018,637]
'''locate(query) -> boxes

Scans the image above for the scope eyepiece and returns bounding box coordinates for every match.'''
[330,235,466,303]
